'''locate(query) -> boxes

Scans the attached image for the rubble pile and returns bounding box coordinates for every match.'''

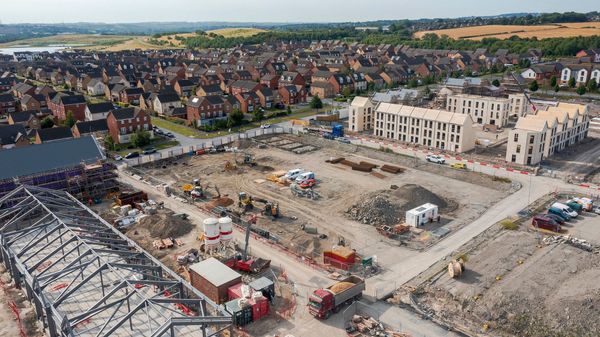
[543,235,598,252]
[346,315,411,337]
[346,193,402,226]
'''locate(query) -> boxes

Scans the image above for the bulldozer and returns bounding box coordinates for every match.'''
[262,202,280,219]
[238,192,254,212]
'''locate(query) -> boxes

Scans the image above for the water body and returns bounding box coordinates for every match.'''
[0,45,86,55]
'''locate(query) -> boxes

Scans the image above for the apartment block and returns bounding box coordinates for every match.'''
[446,93,511,127]
[349,96,375,132]
[374,103,476,153]
[506,103,589,165]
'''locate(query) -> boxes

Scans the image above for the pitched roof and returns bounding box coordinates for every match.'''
[8,111,34,123]
[74,119,109,134]
[59,94,86,105]
[156,93,180,103]
[0,125,27,145]
[0,136,104,180]
[36,126,74,142]
[111,107,140,120]
[0,93,15,103]
[87,102,114,115]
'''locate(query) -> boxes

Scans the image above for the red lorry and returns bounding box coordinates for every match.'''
[308,275,365,319]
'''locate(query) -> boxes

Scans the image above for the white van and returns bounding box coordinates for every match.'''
[295,172,315,184]
[285,169,304,180]
[551,202,578,218]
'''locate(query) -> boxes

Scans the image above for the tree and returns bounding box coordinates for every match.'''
[286,105,292,115]
[228,109,244,126]
[309,94,323,110]
[407,78,418,88]
[554,84,560,92]
[65,111,76,128]
[568,77,576,88]
[529,80,539,92]
[588,78,598,92]
[40,116,54,129]
[492,79,500,87]
[550,75,557,88]
[252,109,265,122]
[342,86,351,97]
[131,129,151,148]
[104,134,115,151]
[576,84,587,96]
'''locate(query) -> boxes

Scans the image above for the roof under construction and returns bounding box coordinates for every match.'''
[0,185,231,337]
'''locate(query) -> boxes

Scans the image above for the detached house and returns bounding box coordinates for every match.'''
[174,79,196,98]
[87,79,107,96]
[278,85,306,105]
[152,93,183,116]
[0,124,30,149]
[48,94,87,121]
[196,84,223,97]
[106,107,153,144]
[186,95,226,126]
[8,111,41,129]
[85,102,114,121]
[328,74,354,95]
[279,71,305,88]
[119,87,144,105]
[21,94,48,111]
[0,94,17,115]
[72,119,109,138]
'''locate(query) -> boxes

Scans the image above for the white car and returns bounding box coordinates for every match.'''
[426,154,445,164]
[260,124,271,129]
[594,206,600,215]
[113,155,123,161]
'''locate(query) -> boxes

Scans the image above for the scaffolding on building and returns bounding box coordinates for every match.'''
[0,185,232,337]
[0,161,119,201]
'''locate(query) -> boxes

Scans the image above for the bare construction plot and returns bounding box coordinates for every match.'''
[131,134,514,263]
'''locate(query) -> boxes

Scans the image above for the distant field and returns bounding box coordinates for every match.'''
[0,34,134,48]
[206,28,267,38]
[414,22,600,40]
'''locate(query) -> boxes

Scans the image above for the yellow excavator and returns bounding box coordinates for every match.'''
[238,192,254,212]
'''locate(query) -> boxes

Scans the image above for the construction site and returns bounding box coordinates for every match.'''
[392,191,600,337]
[124,133,514,265]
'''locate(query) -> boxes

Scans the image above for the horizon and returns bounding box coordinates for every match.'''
[1,0,599,24]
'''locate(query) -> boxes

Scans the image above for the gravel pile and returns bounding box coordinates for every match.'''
[346,193,402,226]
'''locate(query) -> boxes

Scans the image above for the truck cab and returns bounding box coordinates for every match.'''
[308,289,334,319]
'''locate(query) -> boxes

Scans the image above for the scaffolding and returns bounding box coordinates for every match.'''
[0,185,232,337]
[0,161,119,201]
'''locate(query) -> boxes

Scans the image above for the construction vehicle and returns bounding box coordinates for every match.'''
[450,163,467,170]
[238,192,254,211]
[224,215,271,273]
[323,124,344,140]
[242,153,256,166]
[262,202,280,218]
[308,276,365,319]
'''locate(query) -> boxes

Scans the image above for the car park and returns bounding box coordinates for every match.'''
[426,154,445,164]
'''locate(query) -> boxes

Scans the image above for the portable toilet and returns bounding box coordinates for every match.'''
[405,203,439,227]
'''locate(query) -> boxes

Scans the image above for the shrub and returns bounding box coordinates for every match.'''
[501,219,518,230]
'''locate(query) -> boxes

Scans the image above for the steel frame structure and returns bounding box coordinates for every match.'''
[0,185,232,337]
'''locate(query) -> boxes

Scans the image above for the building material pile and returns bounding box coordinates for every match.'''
[543,235,597,252]
[381,164,405,174]
[346,193,401,225]
[133,210,194,237]
[347,315,410,337]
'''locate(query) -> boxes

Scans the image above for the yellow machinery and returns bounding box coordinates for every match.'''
[238,192,254,211]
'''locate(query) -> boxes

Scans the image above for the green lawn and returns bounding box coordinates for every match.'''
[114,139,180,156]
[151,104,329,139]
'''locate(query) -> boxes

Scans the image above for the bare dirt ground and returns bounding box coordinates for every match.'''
[0,265,41,337]
[131,134,513,260]
[541,136,600,184]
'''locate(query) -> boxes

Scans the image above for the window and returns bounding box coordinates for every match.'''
[514,134,519,142]
[516,145,521,153]
[529,135,534,144]
[511,155,516,162]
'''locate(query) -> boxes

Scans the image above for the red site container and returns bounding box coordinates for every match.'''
[249,296,269,321]
[227,283,244,301]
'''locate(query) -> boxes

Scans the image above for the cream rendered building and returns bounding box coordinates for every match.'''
[506,102,589,165]
[349,96,375,132]
[374,103,476,153]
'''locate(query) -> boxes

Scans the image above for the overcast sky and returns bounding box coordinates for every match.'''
[1,0,599,24]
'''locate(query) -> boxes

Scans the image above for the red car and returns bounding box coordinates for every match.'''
[532,215,561,232]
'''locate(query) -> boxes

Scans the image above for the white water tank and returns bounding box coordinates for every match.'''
[219,217,233,244]
[203,218,220,249]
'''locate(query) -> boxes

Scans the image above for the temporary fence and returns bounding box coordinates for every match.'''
[124,127,298,167]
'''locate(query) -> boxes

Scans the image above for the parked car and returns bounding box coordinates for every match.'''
[124,152,140,159]
[548,207,571,221]
[336,137,351,144]
[551,202,578,218]
[532,215,561,232]
[426,154,445,164]
[113,154,123,161]
[544,213,565,225]
[165,132,175,138]
[143,147,157,155]
[285,168,304,180]
[565,201,583,213]
[595,206,600,215]
[154,128,164,135]
[295,172,316,184]
[260,124,271,129]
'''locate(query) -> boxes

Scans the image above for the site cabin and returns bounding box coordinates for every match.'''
[405,203,439,227]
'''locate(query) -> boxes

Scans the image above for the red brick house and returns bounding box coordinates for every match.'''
[279,71,305,88]
[278,85,306,105]
[229,80,262,95]
[47,94,87,121]
[328,74,354,95]
[235,92,260,113]
[0,94,17,115]
[119,87,144,105]
[106,107,153,144]
[260,74,279,90]
[186,95,226,126]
